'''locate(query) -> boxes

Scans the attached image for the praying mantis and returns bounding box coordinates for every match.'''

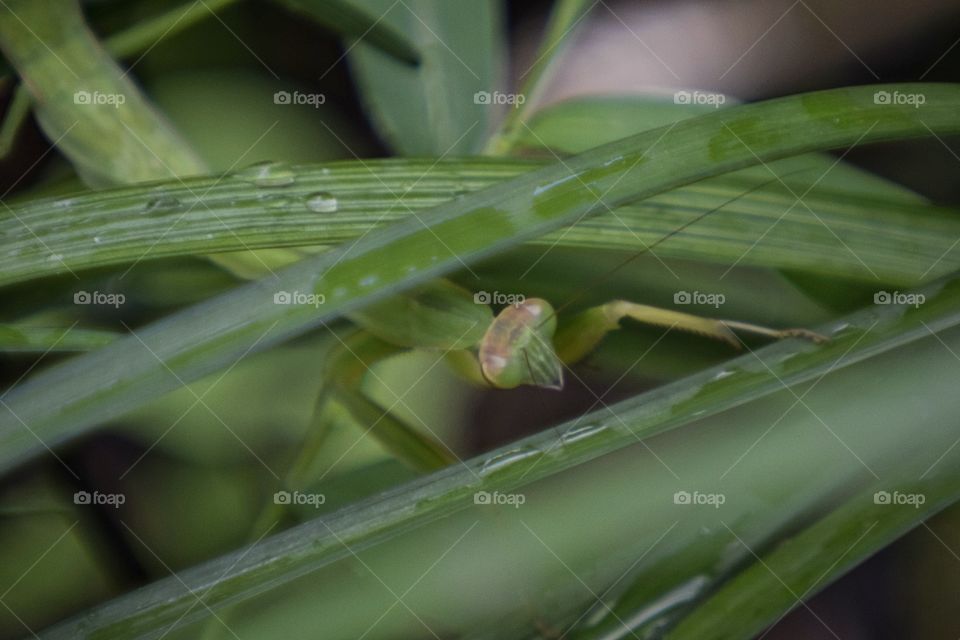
[289,176,829,477]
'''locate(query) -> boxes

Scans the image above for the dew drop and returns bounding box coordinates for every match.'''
[235,161,296,187]
[830,321,852,335]
[605,575,711,631]
[478,446,541,476]
[305,192,338,213]
[560,423,606,445]
[710,369,736,382]
[533,173,579,196]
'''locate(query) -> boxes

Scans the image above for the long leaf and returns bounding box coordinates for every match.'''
[5,158,960,289]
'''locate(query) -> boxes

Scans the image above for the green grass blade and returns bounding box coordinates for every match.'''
[0,0,206,185]
[521,95,927,203]
[0,82,31,157]
[346,0,503,155]
[0,84,958,484]
[4,158,960,289]
[102,0,240,61]
[486,0,595,153]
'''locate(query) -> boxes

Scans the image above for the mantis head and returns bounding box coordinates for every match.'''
[479,298,565,390]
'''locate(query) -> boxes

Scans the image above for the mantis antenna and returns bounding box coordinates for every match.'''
[537,167,818,328]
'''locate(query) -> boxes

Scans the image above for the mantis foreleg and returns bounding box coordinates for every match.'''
[554,300,827,366]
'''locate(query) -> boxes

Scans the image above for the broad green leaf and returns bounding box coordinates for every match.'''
[346,0,502,155]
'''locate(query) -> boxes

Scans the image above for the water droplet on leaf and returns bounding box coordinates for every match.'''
[305,192,338,213]
[479,447,541,475]
[236,161,296,187]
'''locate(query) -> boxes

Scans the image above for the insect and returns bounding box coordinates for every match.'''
[310,175,828,471]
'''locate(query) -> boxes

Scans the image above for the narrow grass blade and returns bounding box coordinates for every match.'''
[487,0,595,153]
[0,0,206,185]
[4,158,960,288]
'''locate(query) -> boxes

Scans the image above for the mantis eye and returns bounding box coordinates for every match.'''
[478,298,564,390]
